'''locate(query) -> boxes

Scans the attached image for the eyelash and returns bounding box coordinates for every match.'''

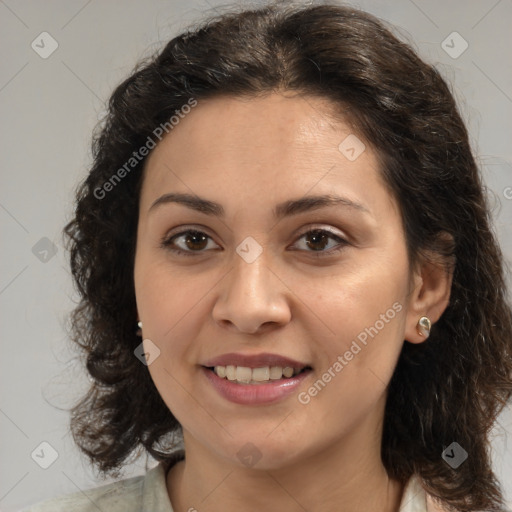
[160,227,349,258]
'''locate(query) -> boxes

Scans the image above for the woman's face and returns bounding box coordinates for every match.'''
[134,92,420,470]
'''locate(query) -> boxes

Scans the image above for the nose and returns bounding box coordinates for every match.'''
[211,250,292,335]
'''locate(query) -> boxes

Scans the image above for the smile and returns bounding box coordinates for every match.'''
[201,365,313,405]
[210,364,309,384]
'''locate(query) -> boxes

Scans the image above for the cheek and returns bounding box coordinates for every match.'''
[298,302,405,443]
[134,258,205,415]
[314,262,406,341]
[306,260,407,398]
[135,254,206,339]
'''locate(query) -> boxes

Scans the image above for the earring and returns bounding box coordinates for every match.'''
[136,321,143,337]
[416,316,431,338]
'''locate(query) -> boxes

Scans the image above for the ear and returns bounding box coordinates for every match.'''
[404,233,455,344]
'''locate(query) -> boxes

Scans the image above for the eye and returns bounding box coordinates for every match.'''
[161,227,349,257]
[291,228,349,256]
[161,229,219,256]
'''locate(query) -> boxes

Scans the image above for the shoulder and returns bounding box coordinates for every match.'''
[23,450,185,512]
[399,474,450,512]
[22,471,147,512]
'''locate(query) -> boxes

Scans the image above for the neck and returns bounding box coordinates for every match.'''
[167,399,404,512]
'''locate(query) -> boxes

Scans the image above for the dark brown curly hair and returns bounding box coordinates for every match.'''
[63,2,512,511]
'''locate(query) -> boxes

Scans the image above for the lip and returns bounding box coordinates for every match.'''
[201,366,312,405]
[202,352,310,369]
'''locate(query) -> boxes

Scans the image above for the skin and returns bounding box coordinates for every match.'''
[133,92,453,512]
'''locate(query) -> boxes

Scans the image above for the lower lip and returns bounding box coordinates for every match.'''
[201,366,312,405]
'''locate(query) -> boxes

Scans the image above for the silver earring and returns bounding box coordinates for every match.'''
[136,321,143,336]
[416,316,431,338]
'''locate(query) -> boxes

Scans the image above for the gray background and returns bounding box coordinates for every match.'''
[1,0,511,510]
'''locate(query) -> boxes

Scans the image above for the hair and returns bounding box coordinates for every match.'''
[63,2,512,510]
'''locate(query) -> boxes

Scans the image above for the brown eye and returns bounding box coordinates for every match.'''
[293,229,348,256]
[181,231,209,251]
[161,230,219,255]
[161,227,348,258]
[305,230,331,251]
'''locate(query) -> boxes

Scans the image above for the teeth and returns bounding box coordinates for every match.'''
[252,367,269,381]
[269,366,283,379]
[226,365,236,381]
[213,365,305,384]
[282,367,294,378]
[235,366,252,383]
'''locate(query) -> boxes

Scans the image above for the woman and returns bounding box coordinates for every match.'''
[25,2,512,511]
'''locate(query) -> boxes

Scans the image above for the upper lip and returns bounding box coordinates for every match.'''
[202,352,311,369]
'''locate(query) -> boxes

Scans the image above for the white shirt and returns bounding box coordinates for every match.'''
[23,449,446,511]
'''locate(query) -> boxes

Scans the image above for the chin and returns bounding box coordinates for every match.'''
[210,431,308,471]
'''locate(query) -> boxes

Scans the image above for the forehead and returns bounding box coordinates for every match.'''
[145,93,354,168]
[140,93,397,220]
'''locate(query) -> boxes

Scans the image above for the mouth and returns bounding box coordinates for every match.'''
[201,364,313,405]
[203,365,313,385]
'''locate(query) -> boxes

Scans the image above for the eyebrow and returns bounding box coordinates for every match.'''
[148,192,371,219]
